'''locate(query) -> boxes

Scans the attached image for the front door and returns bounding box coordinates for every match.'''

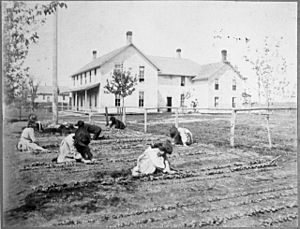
[167,97,172,112]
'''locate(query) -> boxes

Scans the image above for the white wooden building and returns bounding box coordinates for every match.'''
[69,31,248,113]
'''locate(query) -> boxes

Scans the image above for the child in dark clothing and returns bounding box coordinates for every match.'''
[109,116,126,129]
[74,121,93,162]
[75,121,102,140]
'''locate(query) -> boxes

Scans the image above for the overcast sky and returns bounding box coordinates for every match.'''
[24,1,297,91]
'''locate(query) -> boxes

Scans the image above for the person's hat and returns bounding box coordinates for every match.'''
[160,139,173,154]
[170,125,178,138]
[28,113,37,121]
[75,120,84,127]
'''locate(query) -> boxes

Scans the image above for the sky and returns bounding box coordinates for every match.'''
[24,1,297,94]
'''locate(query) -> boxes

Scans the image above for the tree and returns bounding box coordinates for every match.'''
[243,36,288,106]
[28,77,40,112]
[3,1,67,105]
[212,30,289,106]
[104,69,137,122]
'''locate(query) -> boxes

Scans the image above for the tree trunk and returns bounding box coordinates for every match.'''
[52,9,58,124]
[122,97,125,123]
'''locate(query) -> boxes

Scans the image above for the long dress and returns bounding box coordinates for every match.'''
[132,147,166,176]
[17,127,46,152]
[57,134,82,163]
[177,127,193,146]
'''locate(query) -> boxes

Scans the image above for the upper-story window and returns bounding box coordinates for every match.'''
[139,91,144,107]
[114,63,123,72]
[80,74,82,85]
[181,76,185,86]
[73,77,75,86]
[43,95,45,100]
[232,79,237,91]
[47,96,50,102]
[84,73,87,84]
[89,71,92,82]
[139,66,145,82]
[214,78,219,90]
[94,68,97,76]
[76,75,78,85]
[63,95,65,101]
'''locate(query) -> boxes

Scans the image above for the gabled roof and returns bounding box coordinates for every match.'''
[71,44,160,77]
[193,62,245,81]
[37,86,70,94]
[147,55,202,76]
[71,45,130,77]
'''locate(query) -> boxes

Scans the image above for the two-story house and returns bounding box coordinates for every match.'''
[69,31,247,113]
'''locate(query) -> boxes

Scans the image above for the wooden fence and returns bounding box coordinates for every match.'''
[67,106,296,149]
[230,107,297,148]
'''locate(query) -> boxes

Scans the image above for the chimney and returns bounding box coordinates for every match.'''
[126,31,133,44]
[92,50,97,60]
[221,50,227,62]
[176,48,181,58]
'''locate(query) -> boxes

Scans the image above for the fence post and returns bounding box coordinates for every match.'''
[175,108,179,128]
[122,107,126,124]
[230,109,237,147]
[105,107,109,126]
[89,112,92,123]
[266,112,272,149]
[144,108,147,133]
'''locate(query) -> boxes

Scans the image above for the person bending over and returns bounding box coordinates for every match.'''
[17,122,47,152]
[74,121,94,162]
[108,116,126,130]
[75,121,102,140]
[54,133,83,163]
[131,140,175,176]
[170,125,193,147]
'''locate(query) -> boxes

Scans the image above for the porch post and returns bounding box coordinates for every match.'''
[97,83,101,112]
[85,90,88,111]
[75,92,78,111]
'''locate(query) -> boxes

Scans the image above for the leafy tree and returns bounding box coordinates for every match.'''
[3,1,67,105]
[28,77,40,112]
[104,69,137,122]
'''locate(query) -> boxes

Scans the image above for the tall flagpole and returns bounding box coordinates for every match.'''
[52,5,58,124]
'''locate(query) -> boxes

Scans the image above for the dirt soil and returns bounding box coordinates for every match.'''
[3,111,297,227]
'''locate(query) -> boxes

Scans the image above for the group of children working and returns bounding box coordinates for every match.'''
[17,113,193,176]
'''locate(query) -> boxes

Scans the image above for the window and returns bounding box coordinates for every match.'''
[85,73,87,84]
[63,95,65,101]
[115,95,120,107]
[89,95,92,107]
[139,91,144,107]
[114,63,123,72]
[180,94,185,107]
[139,66,145,82]
[89,71,92,82]
[232,79,237,91]
[214,97,219,107]
[80,96,83,107]
[76,75,78,85]
[43,95,45,100]
[80,74,82,85]
[181,76,185,86]
[47,96,50,102]
[94,68,97,76]
[95,94,97,107]
[232,97,236,108]
[73,77,75,86]
[214,78,219,90]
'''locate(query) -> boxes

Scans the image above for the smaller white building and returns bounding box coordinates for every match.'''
[34,85,71,106]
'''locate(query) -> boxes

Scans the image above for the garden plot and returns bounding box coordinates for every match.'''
[3,112,297,227]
